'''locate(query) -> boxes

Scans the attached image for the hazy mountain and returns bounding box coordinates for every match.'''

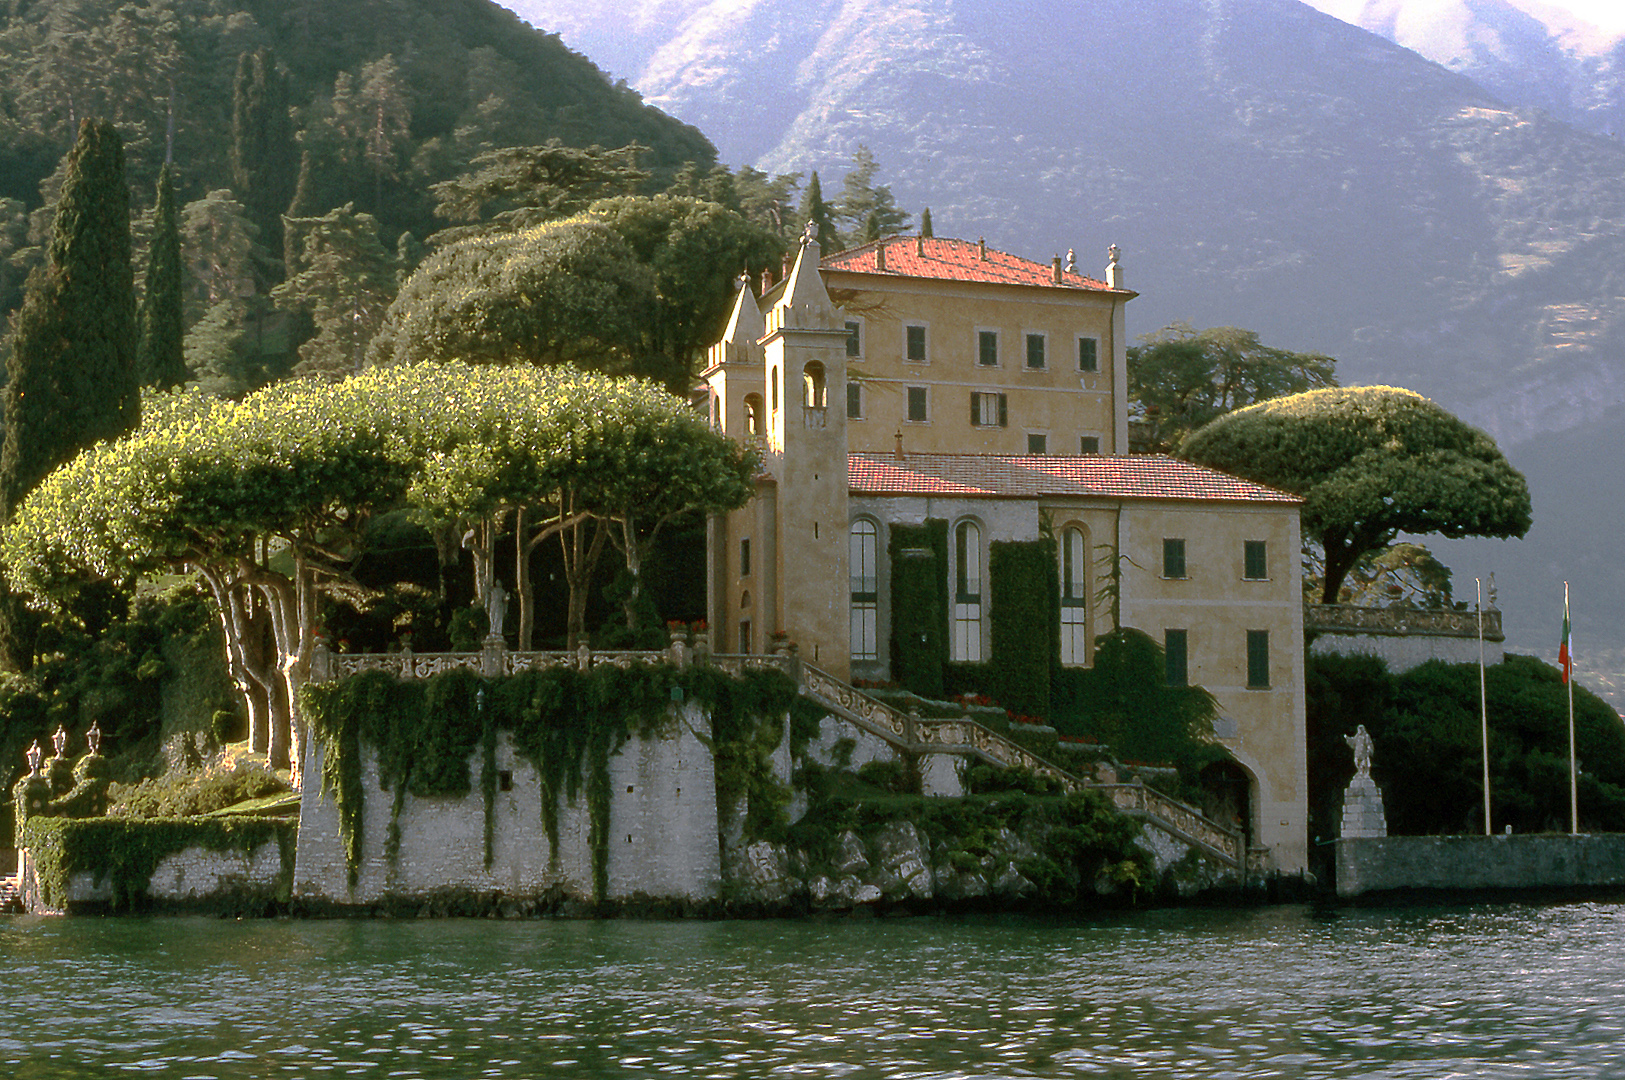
[505,0,1625,685]
[1302,0,1625,137]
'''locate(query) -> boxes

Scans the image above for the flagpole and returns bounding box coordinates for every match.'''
[1479,577,1490,836]
[1567,581,1577,835]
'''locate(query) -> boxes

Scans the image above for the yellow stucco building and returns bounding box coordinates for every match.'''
[700,232,1308,874]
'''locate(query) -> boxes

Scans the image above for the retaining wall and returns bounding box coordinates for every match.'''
[292,704,721,906]
[1338,834,1625,897]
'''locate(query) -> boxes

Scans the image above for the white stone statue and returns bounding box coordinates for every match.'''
[486,580,509,638]
[1344,724,1374,778]
[801,219,816,247]
[1107,243,1120,267]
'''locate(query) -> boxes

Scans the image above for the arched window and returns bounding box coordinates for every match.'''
[802,361,827,409]
[744,394,763,436]
[771,366,779,412]
[1060,526,1090,666]
[952,520,983,662]
[850,520,879,661]
[711,393,721,427]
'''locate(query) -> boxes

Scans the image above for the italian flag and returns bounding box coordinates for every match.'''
[1559,591,1573,684]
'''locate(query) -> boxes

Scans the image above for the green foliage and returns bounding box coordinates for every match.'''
[428,140,650,246]
[833,145,910,246]
[1128,323,1338,453]
[1051,628,1223,773]
[1,118,139,518]
[108,761,290,819]
[230,47,298,259]
[797,171,840,253]
[368,215,655,374]
[20,814,295,912]
[987,540,1057,718]
[1309,652,1625,836]
[1181,386,1532,604]
[271,203,397,379]
[1313,541,1457,608]
[888,521,948,699]
[137,164,187,390]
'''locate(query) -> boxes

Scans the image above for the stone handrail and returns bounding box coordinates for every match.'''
[310,641,1245,870]
[797,664,1244,870]
[1305,603,1503,641]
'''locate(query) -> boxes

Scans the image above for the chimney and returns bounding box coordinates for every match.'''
[1105,243,1123,289]
[916,234,925,257]
[782,252,792,279]
[876,243,886,272]
[978,237,987,261]
[760,269,772,294]
[894,429,904,460]
[1051,255,1063,284]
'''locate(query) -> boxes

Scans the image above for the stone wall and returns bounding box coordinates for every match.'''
[292,704,720,906]
[20,835,288,914]
[1309,604,1504,672]
[1338,834,1625,897]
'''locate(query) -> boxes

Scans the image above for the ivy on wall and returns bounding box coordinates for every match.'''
[21,815,296,912]
[888,520,948,698]
[301,663,806,902]
[987,539,1058,718]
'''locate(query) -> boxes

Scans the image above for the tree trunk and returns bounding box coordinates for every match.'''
[561,516,607,650]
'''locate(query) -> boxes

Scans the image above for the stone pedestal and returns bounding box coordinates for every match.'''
[1340,775,1388,839]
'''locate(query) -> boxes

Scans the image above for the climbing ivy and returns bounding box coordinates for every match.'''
[302,662,802,902]
[987,539,1058,718]
[20,815,295,912]
[888,520,948,698]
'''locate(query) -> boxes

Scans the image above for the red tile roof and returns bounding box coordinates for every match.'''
[849,453,1300,504]
[821,236,1129,294]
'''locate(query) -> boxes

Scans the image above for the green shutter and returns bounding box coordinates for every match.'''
[1165,629,1187,687]
[998,393,1007,427]
[1163,538,1186,578]
[1247,630,1270,688]
[1244,540,1267,579]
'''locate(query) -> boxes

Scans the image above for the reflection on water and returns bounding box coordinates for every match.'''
[3,903,1624,1077]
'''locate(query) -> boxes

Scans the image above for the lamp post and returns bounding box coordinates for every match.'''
[1477,577,1490,836]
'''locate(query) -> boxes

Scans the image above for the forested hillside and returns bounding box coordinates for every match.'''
[0,0,717,334]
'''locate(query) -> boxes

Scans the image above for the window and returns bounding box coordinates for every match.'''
[771,367,779,412]
[847,381,863,420]
[1244,540,1268,580]
[1079,435,1100,454]
[952,521,983,661]
[978,330,999,367]
[711,394,721,427]
[1247,630,1270,688]
[1025,332,1046,369]
[740,538,751,577]
[850,521,879,661]
[744,394,763,436]
[1163,538,1186,579]
[1165,630,1188,686]
[970,392,1007,427]
[906,324,927,362]
[738,619,751,654]
[802,361,826,408]
[907,386,928,422]
[1078,337,1099,372]
[1061,527,1089,665]
[1026,433,1047,455]
[845,320,862,358]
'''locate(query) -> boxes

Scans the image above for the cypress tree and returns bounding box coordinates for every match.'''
[231,48,297,270]
[2,118,140,515]
[797,170,840,253]
[920,207,933,238]
[137,163,186,389]
[283,150,316,275]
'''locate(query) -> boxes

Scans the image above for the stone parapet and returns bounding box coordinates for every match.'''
[1305,603,1502,641]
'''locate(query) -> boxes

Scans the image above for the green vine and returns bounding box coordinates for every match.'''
[302,662,799,902]
[20,815,295,912]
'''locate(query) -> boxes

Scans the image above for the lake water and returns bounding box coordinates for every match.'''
[3,901,1624,1078]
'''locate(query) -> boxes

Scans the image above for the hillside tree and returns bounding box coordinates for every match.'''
[797,171,840,253]
[834,145,909,245]
[230,48,298,265]
[137,163,186,389]
[271,204,397,381]
[1180,386,1532,604]
[427,140,649,247]
[1128,323,1338,453]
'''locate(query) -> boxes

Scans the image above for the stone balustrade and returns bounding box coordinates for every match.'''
[1305,603,1503,641]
